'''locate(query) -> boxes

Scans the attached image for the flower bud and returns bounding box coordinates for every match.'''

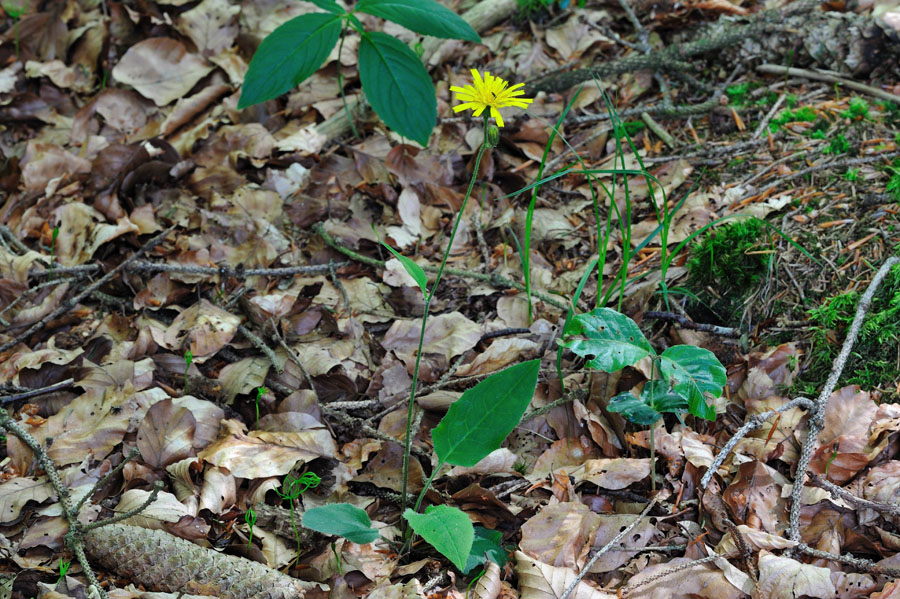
[485,124,500,148]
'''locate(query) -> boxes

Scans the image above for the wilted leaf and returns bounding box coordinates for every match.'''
[112,38,214,106]
[757,551,836,599]
[162,299,241,358]
[0,477,54,524]
[137,399,197,468]
[515,551,616,599]
[520,502,599,569]
[197,419,336,478]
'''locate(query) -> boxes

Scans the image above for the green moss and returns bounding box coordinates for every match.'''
[799,264,900,401]
[684,218,773,323]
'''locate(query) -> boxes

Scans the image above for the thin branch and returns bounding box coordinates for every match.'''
[701,396,815,488]
[808,473,900,519]
[125,259,349,278]
[560,495,661,599]
[312,223,569,311]
[644,311,740,338]
[0,225,176,354]
[788,257,900,543]
[0,378,75,405]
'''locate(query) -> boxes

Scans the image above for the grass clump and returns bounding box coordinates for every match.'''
[797,263,900,401]
[684,218,773,323]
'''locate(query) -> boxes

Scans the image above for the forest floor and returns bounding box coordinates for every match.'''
[2,0,900,598]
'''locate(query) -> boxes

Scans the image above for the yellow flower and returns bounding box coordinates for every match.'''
[450,69,533,127]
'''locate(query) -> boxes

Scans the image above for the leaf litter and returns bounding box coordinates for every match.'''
[1,0,900,598]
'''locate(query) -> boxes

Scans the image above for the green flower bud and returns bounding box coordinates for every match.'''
[485,124,500,148]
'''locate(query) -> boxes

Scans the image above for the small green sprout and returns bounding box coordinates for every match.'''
[275,472,321,559]
[844,168,860,182]
[840,97,869,120]
[823,134,850,155]
[245,506,256,549]
[254,386,267,427]
[2,1,24,59]
[48,222,59,276]
[56,560,71,584]
[183,348,193,390]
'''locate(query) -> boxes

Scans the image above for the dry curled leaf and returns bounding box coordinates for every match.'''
[473,561,502,599]
[515,551,615,599]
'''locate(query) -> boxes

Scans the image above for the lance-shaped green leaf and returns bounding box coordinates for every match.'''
[302,503,380,544]
[309,0,344,14]
[404,505,473,570]
[382,243,428,297]
[559,307,654,372]
[356,0,480,42]
[659,345,725,421]
[238,12,341,108]
[607,380,688,425]
[432,360,540,467]
[358,32,436,146]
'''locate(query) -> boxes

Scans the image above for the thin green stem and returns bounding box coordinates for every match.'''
[400,118,490,534]
[336,29,360,140]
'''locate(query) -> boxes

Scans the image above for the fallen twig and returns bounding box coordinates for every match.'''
[560,494,661,599]
[0,225,176,355]
[788,256,900,543]
[0,377,74,405]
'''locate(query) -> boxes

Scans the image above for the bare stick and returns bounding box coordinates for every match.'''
[560,494,661,599]
[701,396,815,488]
[0,378,75,405]
[0,225,176,354]
[808,473,900,519]
[756,64,900,105]
[788,256,900,543]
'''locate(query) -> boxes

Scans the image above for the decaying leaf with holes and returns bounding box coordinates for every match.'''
[85,523,327,599]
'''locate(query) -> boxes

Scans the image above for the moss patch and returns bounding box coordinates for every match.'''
[683,218,773,324]
[795,263,900,401]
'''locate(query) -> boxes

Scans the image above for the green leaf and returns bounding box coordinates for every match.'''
[432,360,540,467]
[608,390,660,426]
[302,504,380,544]
[355,0,480,42]
[607,380,687,425]
[358,32,436,146]
[238,13,341,109]
[659,345,725,421]
[463,527,507,574]
[404,505,474,570]
[559,308,654,372]
[309,0,344,14]
[382,243,428,297]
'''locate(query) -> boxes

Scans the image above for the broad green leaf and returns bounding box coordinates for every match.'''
[358,32,436,146]
[659,345,725,421]
[607,380,687,425]
[302,503,380,544]
[463,526,507,574]
[559,308,654,372]
[238,13,341,109]
[432,360,540,467]
[309,0,344,14]
[356,0,480,42]
[608,390,660,426]
[404,505,473,570]
[382,243,428,297]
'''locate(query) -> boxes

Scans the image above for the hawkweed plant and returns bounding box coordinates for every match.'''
[393,69,533,528]
[304,71,541,575]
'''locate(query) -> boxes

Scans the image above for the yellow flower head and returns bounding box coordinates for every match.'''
[450,69,533,128]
